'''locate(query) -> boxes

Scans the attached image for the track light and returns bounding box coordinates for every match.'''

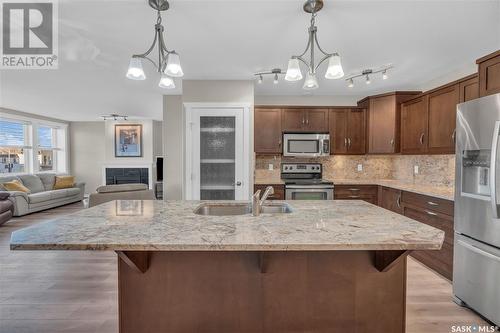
[257,75,263,84]
[273,73,279,85]
[365,75,371,84]
[348,78,354,88]
[382,70,388,80]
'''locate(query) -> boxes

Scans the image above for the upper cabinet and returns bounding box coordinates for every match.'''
[254,108,282,154]
[329,108,366,155]
[401,95,429,154]
[459,74,479,102]
[427,84,459,153]
[477,50,500,97]
[358,92,421,154]
[282,108,329,133]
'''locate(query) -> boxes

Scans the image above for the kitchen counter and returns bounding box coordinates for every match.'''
[10,199,444,252]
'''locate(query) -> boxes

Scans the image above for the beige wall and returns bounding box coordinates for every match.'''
[163,80,254,200]
[69,122,105,194]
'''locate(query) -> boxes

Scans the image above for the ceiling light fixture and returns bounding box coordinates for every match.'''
[101,114,128,121]
[254,68,285,84]
[285,0,344,89]
[126,0,183,89]
[345,65,393,88]
[273,73,279,85]
[257,75,263,84]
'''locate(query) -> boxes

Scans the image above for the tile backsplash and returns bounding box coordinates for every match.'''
[255,154,455,188]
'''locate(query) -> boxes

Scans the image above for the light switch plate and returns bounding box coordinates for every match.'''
[268,164,274,171]
[357,164,363,172]
[414,165,419,175]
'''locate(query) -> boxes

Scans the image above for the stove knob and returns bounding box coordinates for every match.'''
[284,166,288,170]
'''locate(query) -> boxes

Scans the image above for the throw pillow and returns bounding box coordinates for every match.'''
[53,176,75,190]
[2,179,30,193]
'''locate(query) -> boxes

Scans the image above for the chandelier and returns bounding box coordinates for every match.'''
[126,0,183,89]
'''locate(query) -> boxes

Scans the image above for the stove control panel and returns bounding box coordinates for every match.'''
[281,163,322,174]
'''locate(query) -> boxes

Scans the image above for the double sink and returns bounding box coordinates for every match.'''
[194,202,293,216]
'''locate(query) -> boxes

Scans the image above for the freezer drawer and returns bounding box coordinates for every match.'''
[453,234,500,326]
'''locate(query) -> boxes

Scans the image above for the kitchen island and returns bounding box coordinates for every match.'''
[11,200,444,333]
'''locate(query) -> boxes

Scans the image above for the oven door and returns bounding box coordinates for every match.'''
[283,134,329,157]
[285,185,334,200]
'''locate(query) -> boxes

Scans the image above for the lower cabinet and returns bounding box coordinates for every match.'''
[378,186,403,214]
[334,185,378,204]
[253,184,285,200]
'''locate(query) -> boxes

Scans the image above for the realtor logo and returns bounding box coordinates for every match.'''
[1,0,58,69]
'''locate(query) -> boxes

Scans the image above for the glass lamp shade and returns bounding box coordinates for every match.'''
[164,52,184,77]
[126,57,146,80]
[285,58,303,81]
[303,72,319,90]
[158,74,175,89]
[324,54,344,79]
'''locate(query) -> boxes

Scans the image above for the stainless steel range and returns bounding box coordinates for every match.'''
[281,163,334,200]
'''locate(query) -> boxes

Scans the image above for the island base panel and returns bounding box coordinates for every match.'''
[118,251,406,333]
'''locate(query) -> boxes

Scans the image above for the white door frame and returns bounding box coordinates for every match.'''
[184,103,251,200]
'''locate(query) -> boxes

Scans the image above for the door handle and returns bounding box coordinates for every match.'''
[489,121,500,218]
[233,181,242,186]
[419,133,425,145]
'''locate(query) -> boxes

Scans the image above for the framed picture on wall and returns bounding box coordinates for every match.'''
[115,124,143,157]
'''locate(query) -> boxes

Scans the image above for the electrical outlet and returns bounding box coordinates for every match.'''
[414,165,419,175]
[357,164,363,172]
[268,164,274,171]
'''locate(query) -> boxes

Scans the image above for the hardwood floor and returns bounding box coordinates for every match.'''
[0,202,489,333]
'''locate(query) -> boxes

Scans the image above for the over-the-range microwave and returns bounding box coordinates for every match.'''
[283,133,330,157]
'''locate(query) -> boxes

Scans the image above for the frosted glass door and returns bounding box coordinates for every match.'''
[188,107,245,200]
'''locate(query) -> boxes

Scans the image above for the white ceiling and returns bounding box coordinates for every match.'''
[0,0,499,121]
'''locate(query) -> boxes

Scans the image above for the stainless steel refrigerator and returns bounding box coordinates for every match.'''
[454,93,500,325]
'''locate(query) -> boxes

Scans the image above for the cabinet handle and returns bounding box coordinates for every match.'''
[349,188,360,191]
[278,139,282,147]
[452,129,456,142]
[396,194,401,208]
[419,133,425,145]
[348,195,360,198]
[344,138,348,147]
[425,210,437,216]
[306,116,309,125]
[427,201,439,206]
[348,138,352,148]
[390,139,395,147]
[302,116,305,125]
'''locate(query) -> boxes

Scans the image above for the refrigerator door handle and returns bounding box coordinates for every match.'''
[489,121,500,219]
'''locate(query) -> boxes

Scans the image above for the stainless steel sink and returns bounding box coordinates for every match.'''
[193,202,293,216]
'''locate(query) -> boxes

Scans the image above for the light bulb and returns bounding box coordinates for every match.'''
[257,75,263,84]
[126,57,146,80]
[303,72,319,90]
[347,78,354,88]
[325,54,344,79]
[158,74,175,89]
[365,75,371,84]
[273,73,279,85]
[164,52,184,77]
[285,58,303,81]
[382,70,388,80]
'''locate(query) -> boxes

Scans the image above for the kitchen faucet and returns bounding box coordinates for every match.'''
[252,186,274,216]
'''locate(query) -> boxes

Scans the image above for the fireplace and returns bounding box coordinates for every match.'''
[105,167,149,187]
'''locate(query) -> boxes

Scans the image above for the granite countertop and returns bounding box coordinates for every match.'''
[10,200,444,252]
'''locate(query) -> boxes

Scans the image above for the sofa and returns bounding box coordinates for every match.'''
[0,174,85,216]
[0,192,14,225]
[88,183,155,207]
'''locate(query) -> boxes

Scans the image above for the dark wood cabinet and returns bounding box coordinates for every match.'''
[329,108,366,155]
[401,96,429,154]
[427,84,459,154]
[358,92,421,154]
[401,191,454,280]
[477,50,500,97]
[378,186,403,214]
[282,108,329,133]
[253,184,285,200]
[334,185,378,204]
[459,74,479,102]
[254,108,282,154]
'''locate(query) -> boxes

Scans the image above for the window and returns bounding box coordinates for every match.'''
[0,119,30,174]
[37,126,55,171]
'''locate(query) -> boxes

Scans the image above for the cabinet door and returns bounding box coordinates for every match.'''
[378,186,402,214]
[459,75,479,102]
[401,96,428,154]
[254,108,282,154]
[427,84,459,154]
[368,96,397,153]
[346,108,366,154]
[329,109,348,154]
[479,53,500,97]
[306,109,329,132]
[282,109,305,132]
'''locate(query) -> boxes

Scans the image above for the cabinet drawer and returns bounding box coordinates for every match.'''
[411,241,454,280]
[403,206,454,244]
[254,184,285,200]
[401,191,454,216]
[334,185,378,197]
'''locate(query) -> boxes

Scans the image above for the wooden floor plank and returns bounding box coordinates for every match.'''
[0,202,489,333]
